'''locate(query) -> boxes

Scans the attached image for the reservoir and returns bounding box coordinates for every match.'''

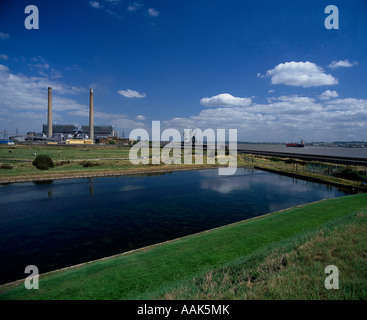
[0,168,352,284]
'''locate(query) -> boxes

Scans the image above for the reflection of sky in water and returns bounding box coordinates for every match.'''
[0,177,149,205]
[0,168,351,284]
[199,168,340,197]
[199,168,267,194]
[119,185,146,192]
[198,167,267,178]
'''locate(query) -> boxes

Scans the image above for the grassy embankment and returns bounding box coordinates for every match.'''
[157,202,367,300]
[1,145,366,192]
[0,144,224,182]
[241,154,367,191]
[1,193,366,300]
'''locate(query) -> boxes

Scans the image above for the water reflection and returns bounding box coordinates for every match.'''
[199,168,346,197]
[199,169,253,194]
[33,180,54,185]
[89,177,94,195]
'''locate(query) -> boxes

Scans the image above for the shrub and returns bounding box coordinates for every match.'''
[268,157,282,162]
[333,169,366,182]
[56,160,71,167]
[284,159,297,164]
[32,155,55,170]
[80,161,100,168]
[109,140,116,145]
[0,164,13,170]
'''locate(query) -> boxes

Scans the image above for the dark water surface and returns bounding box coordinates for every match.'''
[0,168,351,284]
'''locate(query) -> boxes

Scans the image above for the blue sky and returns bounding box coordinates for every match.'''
[0,0,366,142]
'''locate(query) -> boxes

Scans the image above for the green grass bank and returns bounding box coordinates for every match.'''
[150,203,367,300]
[1,193,366,300]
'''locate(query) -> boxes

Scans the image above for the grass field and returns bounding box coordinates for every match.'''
[1,193,366,300]
[1,145,366,194]
[0,144,131,161]
[0,144,236,182]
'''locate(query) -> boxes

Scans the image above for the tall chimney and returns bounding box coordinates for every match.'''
[47,87,52,138]
[89,88,94,141]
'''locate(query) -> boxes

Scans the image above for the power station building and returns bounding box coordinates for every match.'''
[42,87,116,142]
[81,125,115,138]
[41,124,115,138]
[42,124,78,135]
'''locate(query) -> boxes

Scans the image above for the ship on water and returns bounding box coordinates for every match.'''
[286,139,305,148]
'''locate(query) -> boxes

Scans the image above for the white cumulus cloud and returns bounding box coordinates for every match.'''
[200,93,252,108]
[147,8,159,17]
[164,92,367,142]
[318,90,339,100]
[90,1,103,9]
[329,59,358,69]
[265,61,338,87]
[0,64,85,112]
[118,89,146,98]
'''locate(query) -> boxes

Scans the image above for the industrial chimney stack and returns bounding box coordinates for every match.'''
[89,88,94,141]
[47,87,52,138]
